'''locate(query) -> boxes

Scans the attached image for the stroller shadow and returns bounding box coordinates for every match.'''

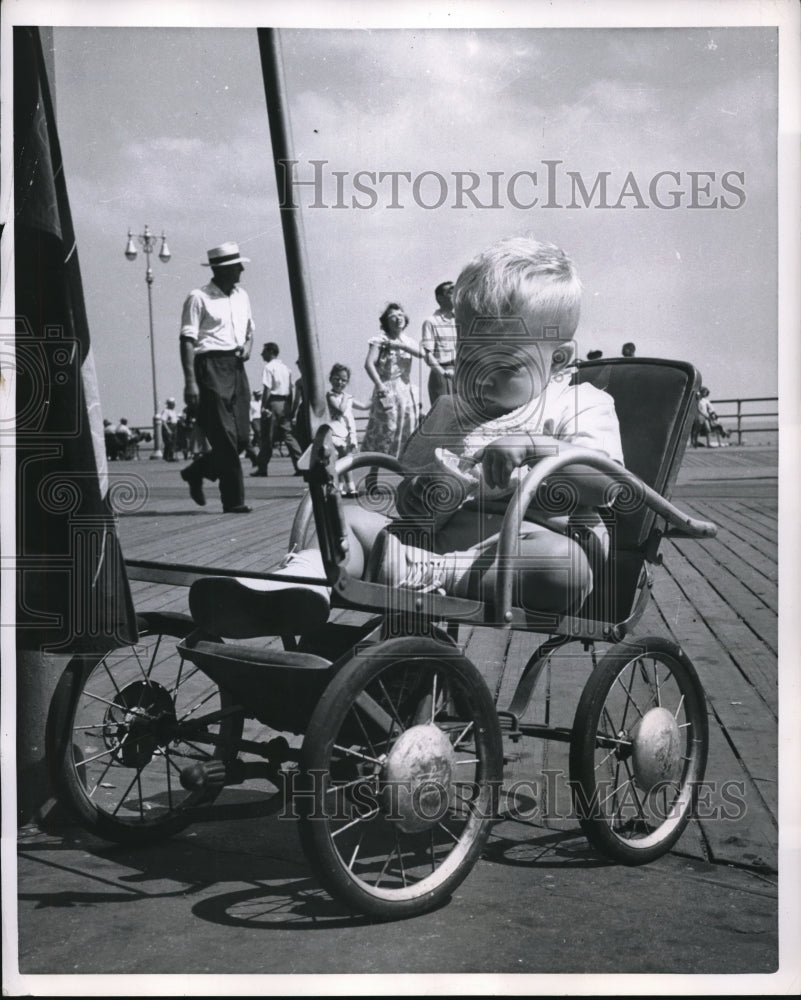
[18,792,377,931]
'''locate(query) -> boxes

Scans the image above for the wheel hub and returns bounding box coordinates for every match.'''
[631,707,681,793]
[381,724,456,833]
[104,681,178,769]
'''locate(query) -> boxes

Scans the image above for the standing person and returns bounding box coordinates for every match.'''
[326,363,370,497]
[114,418,136,460]
[104,419,119,461]
[361,303,427,461]
[252,342,303,477]
[179,241,254,513]
[707,396,731,447]
[246,389,262,465]
[420,280,457,407]
[291,356,312,453]
[159,396,179,462]
[692,386,727,448]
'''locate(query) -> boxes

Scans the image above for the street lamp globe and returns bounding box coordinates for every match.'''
[124,230,138,261]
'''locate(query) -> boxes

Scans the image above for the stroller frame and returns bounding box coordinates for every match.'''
[47,355,717,920]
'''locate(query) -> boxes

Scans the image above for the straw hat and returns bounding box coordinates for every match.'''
[202,242,250,267]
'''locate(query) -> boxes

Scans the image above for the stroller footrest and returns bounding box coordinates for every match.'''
[188,575,330,639]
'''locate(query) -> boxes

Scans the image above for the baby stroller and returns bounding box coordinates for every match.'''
[47,356,717,921]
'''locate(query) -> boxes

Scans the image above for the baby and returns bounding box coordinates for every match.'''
[257,235,623,619]
[364,235,624,614]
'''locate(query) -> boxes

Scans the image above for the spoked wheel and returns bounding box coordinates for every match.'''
[48,612,244,844]
[569,636,708,865]
[298,637,503,920]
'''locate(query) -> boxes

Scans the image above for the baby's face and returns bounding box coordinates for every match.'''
[455,318,572,419]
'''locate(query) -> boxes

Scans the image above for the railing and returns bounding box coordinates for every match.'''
[710,397,778,446]
[124,395,778,459]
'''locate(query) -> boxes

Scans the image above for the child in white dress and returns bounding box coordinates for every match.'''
[326,364,369,497]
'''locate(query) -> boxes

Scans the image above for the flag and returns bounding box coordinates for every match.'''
[14,26,138,653]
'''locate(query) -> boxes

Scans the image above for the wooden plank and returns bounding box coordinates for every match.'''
[647,556,778,818]
[703,503,777,561]
[119,504,293,568]
[682,494,778,560]
[496,631,595,832]
[681,502,778,585]
[695,715,778,872]
[672,549,778,658]
[686,536,777,612]
[731,502,778,540]
[463,626,513,703]
[658,540,778,718]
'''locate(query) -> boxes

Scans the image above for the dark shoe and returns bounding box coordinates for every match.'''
[181,465,206,506]
[223,504,252,513]
[250,470,268,477]
[292,469,303,476]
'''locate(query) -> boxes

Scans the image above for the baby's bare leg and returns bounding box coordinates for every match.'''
[342,505,393,577]
[470,529,593,614]
[414,507,593,613]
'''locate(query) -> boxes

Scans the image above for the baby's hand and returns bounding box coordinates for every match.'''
[475,435,536,490]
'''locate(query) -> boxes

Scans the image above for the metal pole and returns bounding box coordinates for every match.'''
[126,225,168,457]
[258,27,326,427]
[145,263,163,458]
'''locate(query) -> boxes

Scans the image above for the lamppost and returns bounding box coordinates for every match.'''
[124,224,171,458]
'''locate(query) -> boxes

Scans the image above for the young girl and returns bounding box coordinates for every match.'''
[326,364,370,497]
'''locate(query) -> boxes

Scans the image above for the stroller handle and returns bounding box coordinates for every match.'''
[495,449,718,624]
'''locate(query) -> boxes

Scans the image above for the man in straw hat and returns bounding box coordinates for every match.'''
[179,241,255,513]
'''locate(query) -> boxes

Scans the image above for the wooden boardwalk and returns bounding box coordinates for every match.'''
[113,444,778,875]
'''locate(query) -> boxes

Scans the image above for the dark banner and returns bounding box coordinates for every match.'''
[14,26,138,653]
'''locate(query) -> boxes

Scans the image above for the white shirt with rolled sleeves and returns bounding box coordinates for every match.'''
[180,282,254,353]
[261,358,294,397]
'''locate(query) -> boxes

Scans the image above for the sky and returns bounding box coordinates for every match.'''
[17,7,781,427]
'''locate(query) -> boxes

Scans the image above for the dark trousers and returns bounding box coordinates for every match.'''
[191,354,251,507]
[161,421,177,461]
[428,365,455,406]
[256,397,302,472]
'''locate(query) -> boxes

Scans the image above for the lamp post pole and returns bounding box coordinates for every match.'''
[124,225,171,458]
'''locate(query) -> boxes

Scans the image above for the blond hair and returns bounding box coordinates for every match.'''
[453,235,581,341]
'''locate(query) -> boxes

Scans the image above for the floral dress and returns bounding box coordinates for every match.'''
[361,333,419,457]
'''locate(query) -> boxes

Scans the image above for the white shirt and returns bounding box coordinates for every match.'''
[160,406,179,425]
[180,281,254,353]
[420,308,458,365]
[262,357,294,397]
[401,374,623,506]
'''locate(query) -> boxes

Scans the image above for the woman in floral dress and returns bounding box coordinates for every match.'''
[361,303,427,459]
